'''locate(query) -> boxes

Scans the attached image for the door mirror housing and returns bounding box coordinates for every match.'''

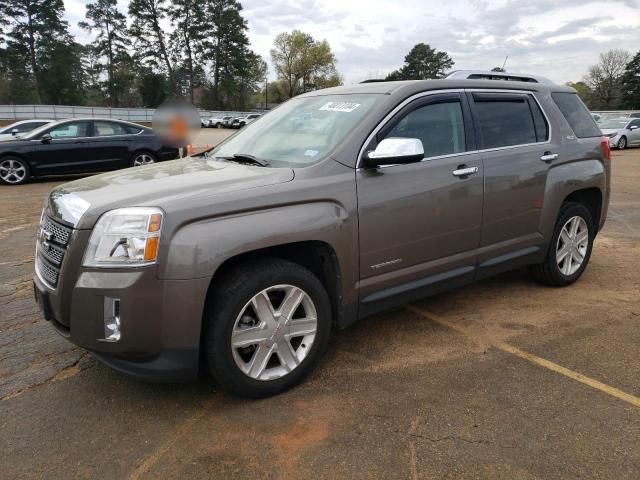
[363,137,424,168]
[629,125,638,131]
[11,128,19,136]
[41,134,53,143]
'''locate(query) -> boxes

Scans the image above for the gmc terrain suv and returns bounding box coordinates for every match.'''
[34,78,610,398]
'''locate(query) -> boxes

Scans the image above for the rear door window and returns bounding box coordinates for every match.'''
[94,121,127,136]
[551,92,601,138]
[471,93,541,149]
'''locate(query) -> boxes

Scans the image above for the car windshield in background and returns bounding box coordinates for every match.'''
[599,119,629,129]
[212,94,380,167]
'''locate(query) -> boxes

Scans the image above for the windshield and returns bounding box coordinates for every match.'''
[599,119,628,129]
[212,94,380,167]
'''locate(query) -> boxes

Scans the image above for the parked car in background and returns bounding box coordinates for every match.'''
[0,119,54,141]
[33,78,609,398]
[207,115,233,128]
[230,113,261,128]
[599,117,640,149]
[0,118,178,185]
[629,112,640,118]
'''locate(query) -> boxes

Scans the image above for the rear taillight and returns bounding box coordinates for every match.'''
[601,136,611,161]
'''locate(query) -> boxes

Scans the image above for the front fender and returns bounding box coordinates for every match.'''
[158,201,358,305]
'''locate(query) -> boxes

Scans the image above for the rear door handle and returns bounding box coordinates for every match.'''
[540,152,558,162]
[452,166,479,177]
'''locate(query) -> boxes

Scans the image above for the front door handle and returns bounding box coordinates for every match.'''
[452,166,479,177]
[540,152,558,163]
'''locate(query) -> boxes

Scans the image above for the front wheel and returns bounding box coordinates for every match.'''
[0,157,29,185]
[204,259,331,398]
[530,202,594,286]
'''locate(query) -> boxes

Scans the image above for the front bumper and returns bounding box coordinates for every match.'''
[33,265,210,382]
[608,135,620,147]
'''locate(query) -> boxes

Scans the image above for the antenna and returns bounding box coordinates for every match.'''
[502,55,509,70]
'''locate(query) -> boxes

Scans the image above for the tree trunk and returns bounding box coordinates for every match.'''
[26,10,42,103]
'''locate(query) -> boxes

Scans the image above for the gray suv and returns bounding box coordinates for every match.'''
[33,79,610,398]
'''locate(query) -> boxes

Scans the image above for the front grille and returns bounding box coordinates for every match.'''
[41,216,71,245]
[36,255,59,286]
[36,215,74,288]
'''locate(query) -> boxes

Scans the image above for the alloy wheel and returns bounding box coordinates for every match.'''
[0,159,26,184]
[556,215,589,276]
[230,285,318,381]
[133,154,155,166]
[618,137,627,149]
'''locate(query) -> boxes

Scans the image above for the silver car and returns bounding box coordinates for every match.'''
[600,117,640,149]
[0,119,54,141]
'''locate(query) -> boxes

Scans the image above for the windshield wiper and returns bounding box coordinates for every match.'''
[220,153,270,167]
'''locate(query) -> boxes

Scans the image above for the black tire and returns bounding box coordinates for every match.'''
[204,258,332,398]
[530,202,594,287]
[617,136,627,150]
[129,150,157,167]
[0,156,30,185]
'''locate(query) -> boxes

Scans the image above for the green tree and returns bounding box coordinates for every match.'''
[203,0,251,108]
[584,49,631,109]
[386,43,454,80]
[270,30,340,98]
[39,41,87,104]
[620,51,640,110]
[0,0,70,102]
[169,0,207,103]
[79,0,131,106]
[129,0,176,94]
[566,81,593,107]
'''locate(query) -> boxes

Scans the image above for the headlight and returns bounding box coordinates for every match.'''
[83,207,163,267]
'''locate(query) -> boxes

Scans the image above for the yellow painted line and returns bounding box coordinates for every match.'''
[128,404,212,480]
[407,305,640,409]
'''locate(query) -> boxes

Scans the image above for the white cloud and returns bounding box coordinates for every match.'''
[65,0,640,84]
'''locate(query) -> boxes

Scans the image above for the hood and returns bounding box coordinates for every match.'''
[599,128,620,136]
[48,157,294,227]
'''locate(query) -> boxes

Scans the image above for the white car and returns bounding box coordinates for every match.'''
[207,115,233,128]
[599,117,640,150]
[0,119,54,141]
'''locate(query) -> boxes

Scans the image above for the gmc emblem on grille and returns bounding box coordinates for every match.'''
[38,227,52,247]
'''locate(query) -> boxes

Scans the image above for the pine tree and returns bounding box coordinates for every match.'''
[621,51,640,110]
[1,0,70,102]
[128,0,176,94]
[79,0,131,106]
[169,0,207,103]
[386,43,454,81]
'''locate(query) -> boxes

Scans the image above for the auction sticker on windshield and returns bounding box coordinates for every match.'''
[320,102,360,113]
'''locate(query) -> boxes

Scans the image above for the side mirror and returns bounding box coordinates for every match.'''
[363,138,424,168]
[41,134,53,143]
[11,128,19,136]
[629,125,638,131]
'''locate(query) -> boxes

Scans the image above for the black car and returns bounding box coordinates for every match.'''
[0,118,178,185]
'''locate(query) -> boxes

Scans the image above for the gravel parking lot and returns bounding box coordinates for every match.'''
[1,146,639,479]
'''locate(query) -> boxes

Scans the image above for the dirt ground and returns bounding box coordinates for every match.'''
[1,145,639,479]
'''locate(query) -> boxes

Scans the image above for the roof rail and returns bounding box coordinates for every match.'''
[444,70,554,84]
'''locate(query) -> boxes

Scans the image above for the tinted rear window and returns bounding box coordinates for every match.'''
[552,92,601,138]
[472,94,538,148]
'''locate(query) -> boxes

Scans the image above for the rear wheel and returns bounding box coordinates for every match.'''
[617,136,627,149]
[130,151,157,167]
[204,258,331,398]
[530,202,594,286]
[0,157,29,185]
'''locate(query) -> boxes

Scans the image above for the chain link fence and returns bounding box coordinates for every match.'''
[0,105,254,123]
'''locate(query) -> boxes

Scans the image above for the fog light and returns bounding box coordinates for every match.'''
[101,297,121,342]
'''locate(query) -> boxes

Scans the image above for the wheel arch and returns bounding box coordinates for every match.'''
[205,240,345,328]
[563,187,603,233]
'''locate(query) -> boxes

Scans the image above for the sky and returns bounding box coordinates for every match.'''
[64,0,640,85]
